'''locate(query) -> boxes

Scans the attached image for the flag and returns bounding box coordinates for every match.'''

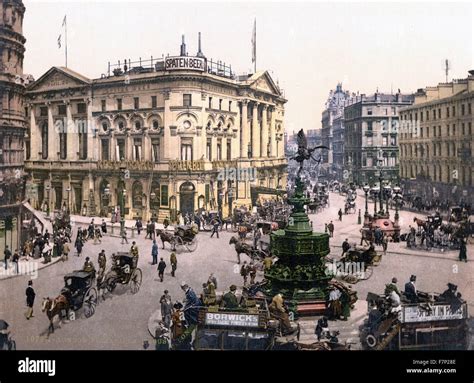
[251,18,256,65]
[57,34,61,48]
[62,15,67,27]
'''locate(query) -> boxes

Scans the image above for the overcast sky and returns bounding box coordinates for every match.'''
[23,1,473,134]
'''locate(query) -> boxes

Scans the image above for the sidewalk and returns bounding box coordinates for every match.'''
[0,256,62,281]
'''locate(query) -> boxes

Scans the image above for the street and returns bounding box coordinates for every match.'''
[1,191,472,350]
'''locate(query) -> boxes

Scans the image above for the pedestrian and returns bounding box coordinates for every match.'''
[12,249,19,274]
[160,290,173,329]
[248,262,257,285]
[240,261,249,285]
[75,237,83,256]
[327,221,334,238]
[382,235,388,255]
[340,291,351,321]
[62,241,70,261]
[25,280,35,320]
[3,245,11,270]
[404,275,418,303]
[93,227,102,244]
[315,316,329,341]
[151,239,158,265]
[121,228,129,244]
[341,238,351,257]
[170,252,177,277]
[459,238,467,263]
[163,216,170,229]
[338,208,343,221]
[130,241,139,258]
[157,258,166,282]
[328,286,342,320]
[98,249,106,282]
[145,221,152,239]
[150,221,156,240]
[135,219,142,235]
[101,219,107,234]
[210,218,220,238]
[208,273,218,290]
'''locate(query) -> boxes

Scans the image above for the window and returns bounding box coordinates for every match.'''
[229,101,232,112]
[469,122,472,135]
[58,104,66,116]
[101,100,106,112]
[206,139,212,160]
[219,99,223,110]
[133,138,142,160]
[208,97,212,109]
[151,96,157,108]
[134,120,141,130]
[461,104,465,116]
[79,126,88,159]
[367,109,372,116]
[366,136,373,146]
[77,103,86,114]
[152,139,160,163]
[382,136,388,146]
[438,108,441,118]
[447,143,450,156]
[453,124,456,135]
[469,103,472,115]
[438,126,441,137]
[134,97,139,110]
[426,110,429,121]
[217,141,222,160]
[433,109,436,120]
[132,181,143,208]
[156,185,167,208]
[227,140,232,160]
[367,121,373,131]
[181,143,193,160]
[40,106,48,117]
[41,122,48,159]
[183,94,192,107]
[462,123,465,135]
[59,132,67,159]
[420,127,423,138]
[452,106,455,116]
[101,139,109,161]
[117,98,122,111]
[420,112,424,122]
[117,139,125,161]
[152,120,159,130]
[390,136,396,146]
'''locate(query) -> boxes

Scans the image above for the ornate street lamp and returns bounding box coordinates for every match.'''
[119,166,127,235]
[393,185,402,225]
[371,186,379,216]
[45,184,51,217]
[383,184,392,217]
[363,184,370,217]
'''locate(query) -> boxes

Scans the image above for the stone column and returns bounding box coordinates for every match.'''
[66,102,77,160]
[126,132,133,160]
[143,131,151,161]
[252,102,260,158]
[269,106,276,157]
[261,104,268,158]
[221,137,227,161]
[47,103,57,160]
[241,100,249,158]
[29,104,38,160]
[163,91,171,160]
[86,99,94,160]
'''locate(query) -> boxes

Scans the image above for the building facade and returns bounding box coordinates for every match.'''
[25,38,287,221]
[399,71,474,204]
[320,84,350,176]
[0,0,28,259]
[343,91,414,185]
[331,114,345,181]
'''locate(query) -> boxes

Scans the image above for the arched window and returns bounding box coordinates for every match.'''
[132,181,143,208]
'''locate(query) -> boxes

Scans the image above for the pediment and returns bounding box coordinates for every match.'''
[249,71,281,96]
[28,67,90,92]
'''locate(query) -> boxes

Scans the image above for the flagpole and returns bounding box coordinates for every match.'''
[254,19,256,74]
[65,16,68,68]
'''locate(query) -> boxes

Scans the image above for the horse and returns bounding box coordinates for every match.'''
[229,236,267,264]
[41,296,70,335]
[156,229,176,250]
[413,217,428,232]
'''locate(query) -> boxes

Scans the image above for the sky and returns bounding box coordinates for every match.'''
[22,1,474,134]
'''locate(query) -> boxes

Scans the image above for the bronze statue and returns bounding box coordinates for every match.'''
[290,129,328,177]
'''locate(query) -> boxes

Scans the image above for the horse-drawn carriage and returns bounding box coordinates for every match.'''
[331,244,381,283]
[0,320,15,350]
[102,252,142,294]
[449,206,469,223]
[62,270,98,318]
[157,224,199,252]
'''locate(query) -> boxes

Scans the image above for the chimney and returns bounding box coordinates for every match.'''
[197,32,204,58]
[180,35,186,56]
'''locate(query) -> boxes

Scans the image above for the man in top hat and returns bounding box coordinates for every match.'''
[404,275,418,303]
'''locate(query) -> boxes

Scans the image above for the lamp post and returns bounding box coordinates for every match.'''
[371,186,379,216]
[65,186,71,214]
[393,185,401,225]
[384,184,392,218]
[45,184,51,218]
[119,166,127,235]
[363,184,370,216]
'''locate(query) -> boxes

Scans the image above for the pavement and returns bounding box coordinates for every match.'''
[0,191,471,350]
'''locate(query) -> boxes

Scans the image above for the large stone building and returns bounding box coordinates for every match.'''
[320,84,350,176]
[25,36,287,221]
[343,91,414,185]
[0,0,28,258]
[399,71,474,204]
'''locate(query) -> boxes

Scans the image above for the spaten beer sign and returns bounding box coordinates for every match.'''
[165,56,206,72]
[205,313,260,328]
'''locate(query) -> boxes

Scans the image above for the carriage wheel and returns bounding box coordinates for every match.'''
[130,268,142,294]
[185,236,198,252]
[365,334,378,349]
[83,288,98,318]
[105,274,118,293]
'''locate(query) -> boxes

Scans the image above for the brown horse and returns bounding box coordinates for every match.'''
[156,229,176,250]
[41,296,70,335]
[413,217,428,231]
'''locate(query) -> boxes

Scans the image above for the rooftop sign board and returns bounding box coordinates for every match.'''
[164,56,206,72]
